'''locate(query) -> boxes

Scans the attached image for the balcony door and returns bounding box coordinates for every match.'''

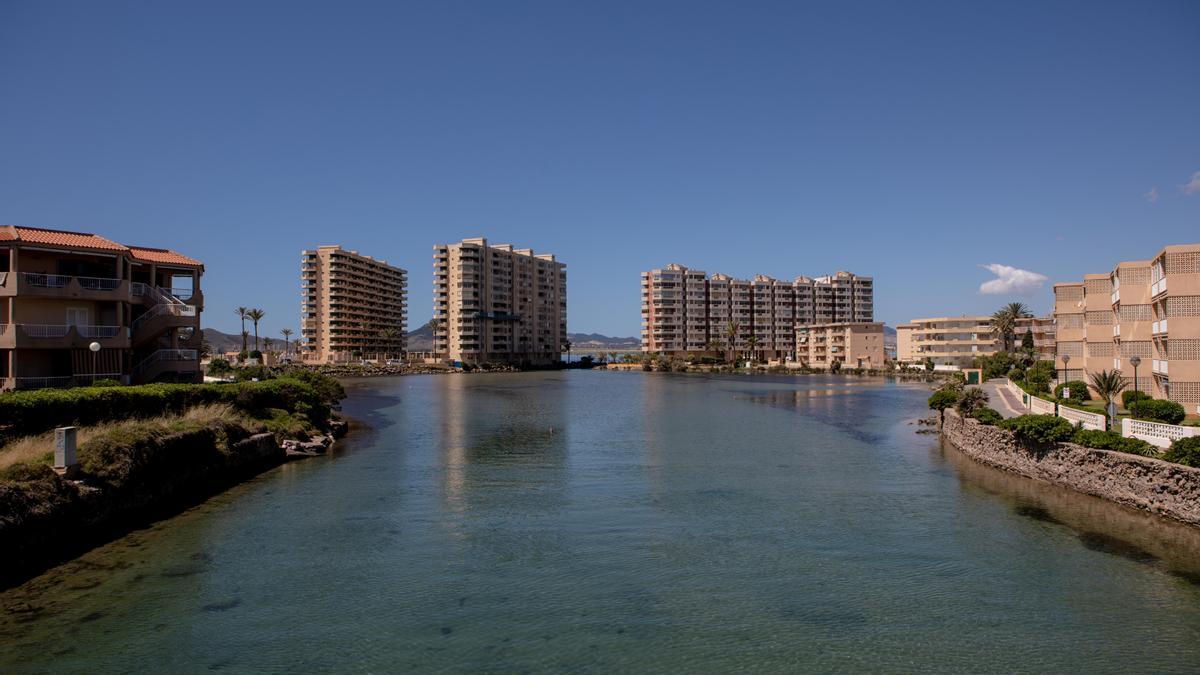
[66,307,89,328]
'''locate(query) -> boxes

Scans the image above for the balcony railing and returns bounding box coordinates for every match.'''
[77,325,123,338]
[22,272,71,288]
[21,324,71,338]
[133,349,198,376]
[1152,278,1167,297]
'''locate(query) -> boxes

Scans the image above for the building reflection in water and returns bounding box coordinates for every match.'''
[432,373,570,524]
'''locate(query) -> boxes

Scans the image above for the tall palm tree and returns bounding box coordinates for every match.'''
[380,327,401,360]
[562,339,572,364]
[1088,369,1128,431]
[247,308,265,351]
[990,302,1032,353]
[745,336,758,364]
[234,307,250,354]
[724,321,740,364]
[280,328,293,356]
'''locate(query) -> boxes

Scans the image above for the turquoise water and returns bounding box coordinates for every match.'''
[2,372,1200,671]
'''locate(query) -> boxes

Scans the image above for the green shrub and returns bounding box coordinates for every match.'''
[971,407,1003,426]
[1054,380,1091,403]
[249,350,263,360]
[1007,367,1026,382]
[1163,437,1200,468]
[999,414,1075,444]
[1070,429,1156,456]
[256,408,318,441]
[928,389,959,414]
[234,365,274,382]
[91,379,122,388]
[1122,390,1151,409]
[956,388,989,415]
[1130,399,1186,425]
[207,358,233,376]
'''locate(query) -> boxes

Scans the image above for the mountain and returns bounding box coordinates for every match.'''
[203,328,246,354]
[404,319,637,352]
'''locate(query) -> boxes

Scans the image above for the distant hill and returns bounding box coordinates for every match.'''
[405,319,637,352]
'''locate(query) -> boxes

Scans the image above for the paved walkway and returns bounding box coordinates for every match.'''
[979,378,1025,419]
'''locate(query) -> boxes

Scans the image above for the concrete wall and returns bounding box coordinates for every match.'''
[941,409,1200,527]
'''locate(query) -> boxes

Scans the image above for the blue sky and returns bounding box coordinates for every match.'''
[2,1,1198,337]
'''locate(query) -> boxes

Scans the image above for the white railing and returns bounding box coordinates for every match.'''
[20,324,71,338]
[131,281,149,297]
[1151,278,1167,297]
[1005,378,1030,410]
[1058,405,1106,431]
[1122,417,1200,449]
[131,302,197,331]
[72,372,124,386]
[13,376,74,389]
[1030,395,1057,415]
[133,348,198,375]
[76,325,122,338]
[22,272,70,288]
[77,276,122,291]
[1153,359,1168,375]
[160,286,193,300]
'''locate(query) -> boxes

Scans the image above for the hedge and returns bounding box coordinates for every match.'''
[1054,380,1091,403]
[1163,437,1200,468]
[1121,390,1151,409]
[998,414,1075,444]
[0,373,343,440]
[1070,429,1156,457]
[1130,399,1186,425]
[971,407,1003,426]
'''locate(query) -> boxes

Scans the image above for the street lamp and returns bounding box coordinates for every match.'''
[88,341,101,385]
[1060,354,1070,392]
[1129,355,1141,396]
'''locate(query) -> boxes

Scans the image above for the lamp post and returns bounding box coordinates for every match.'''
[1129,355,1141,396]
[88,341,101,385]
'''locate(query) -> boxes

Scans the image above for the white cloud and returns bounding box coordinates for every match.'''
[1183,171,1200,195]
[979,264,1048,296]
[1145,186,1159,203]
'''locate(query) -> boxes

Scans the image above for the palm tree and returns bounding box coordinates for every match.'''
[247,308,265,351]
[280,328,293,356]
[956,387,989,415]
[234,307,250,354]
[991,302,1032,353]
[745,336,758,364]
[264,337,274,354]
[562,339,573,364]
[724,321,740,364]
[1088,369,1128,431]
[380,327,401,360]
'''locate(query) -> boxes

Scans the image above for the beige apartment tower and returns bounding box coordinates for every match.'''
[641,264,873,361]
[433,238,567,365]
[795,322,885,369]
[1055,243,1200,412]
[300,245,407,363]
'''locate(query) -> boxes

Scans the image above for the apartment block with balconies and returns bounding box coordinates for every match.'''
[0,225,204,391]
[300,245,407,363]
[796,322,885,370]
[435,238,566,365]
[640,265,873,361]
[895,316,997,369]
[1055,243,1200,412]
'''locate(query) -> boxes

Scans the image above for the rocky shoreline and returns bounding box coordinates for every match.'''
[940,409,1200,527]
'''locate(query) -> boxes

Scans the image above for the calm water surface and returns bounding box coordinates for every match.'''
[3,372,1200,671]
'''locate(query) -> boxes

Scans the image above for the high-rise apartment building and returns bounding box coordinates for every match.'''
[1055,243,1200,411]
[1,225,203,390]
[433,238,567,365]
[640,264,873,361]
[300,245,407,363]
[795,322,885,369]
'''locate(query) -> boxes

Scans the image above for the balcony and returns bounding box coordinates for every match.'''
[1152,319,1167,336]
[1153,359,1168,375]
[1113,324,1120,337]
[1,273,131,301]
[0,324,129,350]
[1152,278,1167,297]
[1111,289,1119,305]
[132,348,200,384]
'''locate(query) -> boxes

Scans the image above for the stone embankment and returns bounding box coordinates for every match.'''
[941,409,1200,526]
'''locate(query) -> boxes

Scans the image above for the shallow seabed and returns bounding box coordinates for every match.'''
[2,372,1199,672]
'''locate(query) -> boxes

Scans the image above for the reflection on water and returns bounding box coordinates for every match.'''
[2,372,1200,672]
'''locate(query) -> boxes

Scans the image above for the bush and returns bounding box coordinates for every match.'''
[207,358,233,376]
[1130,399,1186,425]
[1007,367,1026,382]
[956,388,989,415]
[1121,390,1152,410]
[1054,380,1091,403]
[1163,437,1200,468]
[234,365,274,382]
[975,352,1014,380]
[91,379,122,388]
[971,407,1003,426]
[1070,429,1156,456]
[249,350,263,360]
[999,414,1075,444]
[928,389,959,414]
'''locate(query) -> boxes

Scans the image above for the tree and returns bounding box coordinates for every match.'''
[280,328,293,357]
[990,302,1032,353]
[928,389,960,423]
[1088,369,1128,431]
[957,387,989,415]
[745,336,758,364]
[724,321,739,364]
[381,327,401,360]
[234,307,250,354]
[240,330,250,358]
[924,357,935,372]
[562,339,573,364]
[1021,328,1035,351]
[247,308,266,351]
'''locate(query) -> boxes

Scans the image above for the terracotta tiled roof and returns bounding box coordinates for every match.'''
[0,225,128,251]
[128,246,203,267]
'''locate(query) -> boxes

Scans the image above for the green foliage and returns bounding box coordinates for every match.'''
[234,365,273,382]
[1021,328,1035,351]
[956,387,989,415]
[91,379,122,388]
[924,358,934,372]
[1130,399,1186,425]
[1121,389,1151,409]
[256,408,318,441]
[249,350,263,360]
[1070,429,1156,456]
[928,389,959,413]
[999,414,1075,444]
[1054,380,1092,403]
[974,352,1014,380]
[1163,437,1200,468]
[207,358,233,376]
[1024,366,1052,395]
[830,360,842,373]
[1007,367,1026,382]
[971,407,1003,426]
[0,374,344,439]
